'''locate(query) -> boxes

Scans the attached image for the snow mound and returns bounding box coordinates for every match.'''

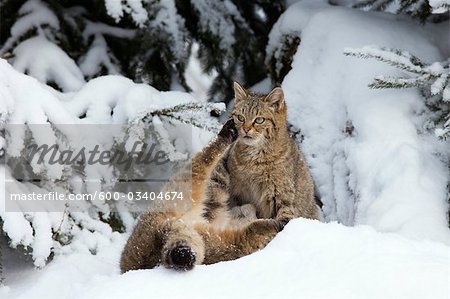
[3,220,448,299]
[275,0,450,244]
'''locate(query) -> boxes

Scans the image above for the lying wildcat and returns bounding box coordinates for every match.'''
[120,83,318,273]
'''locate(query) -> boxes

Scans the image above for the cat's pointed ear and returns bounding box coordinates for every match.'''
[265,86,285,111]
[233,82,248,102]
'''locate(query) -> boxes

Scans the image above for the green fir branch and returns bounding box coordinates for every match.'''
[344,46,424,74]
[345,45,450,140]
[143,101,226,132]
[369,75,432,89]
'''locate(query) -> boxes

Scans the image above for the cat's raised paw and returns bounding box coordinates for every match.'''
[218,119,238,142]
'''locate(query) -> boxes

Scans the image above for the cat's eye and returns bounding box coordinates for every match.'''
[236,114,245,122]
[254,117,265,124]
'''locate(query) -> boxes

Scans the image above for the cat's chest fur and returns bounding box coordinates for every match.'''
[227,148,290,218]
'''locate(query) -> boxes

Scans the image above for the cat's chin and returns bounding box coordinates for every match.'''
[238,136,262,146]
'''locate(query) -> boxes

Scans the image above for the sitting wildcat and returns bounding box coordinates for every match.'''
[120,83,319,273]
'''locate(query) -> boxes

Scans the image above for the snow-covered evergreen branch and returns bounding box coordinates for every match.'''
[1,0,282,102]
[352,0,397,11]
[429,0,450,13]
[329,0,450,22]
[349,0,449,20]
[146,102,226,132]
[0,58,226,267]
[344,46,449,99]
[344,45,450,139]
[344,46,425,74]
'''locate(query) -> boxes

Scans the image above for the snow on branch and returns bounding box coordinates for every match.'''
[429,0,450,13]
[191,0,245,52]
[352,0,397,11]
[344,46,449,98]
[344,45,450,139]
[13,36,85,91]
[144,102,226,132]
[350,0,449,20]
[344,46,424,74]
[104,0,148,27]
[124,101,225,161]
[0,58,225,267]
[0,0,60,55]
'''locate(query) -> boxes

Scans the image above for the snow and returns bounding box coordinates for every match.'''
[11,0,59,37]
[0,0,85,92]
[0,0,59,54]
[1,1,449,298]
[29,213,53,268]
[275,0,450,244]
[2,219,449,299]
[82,22,136,40]
[430,0,450,13]
[104,0,125,23]
[0,57,217,126]
[191,0,244,51]
[13,36,85,92]
[184,43,217,101]
[343,46,423,73]
[0,0,88,92]
[79,35,121,77]
[123,0,148,27]
[444,84,450,101]
[104,0,148,27]
[149,0,188,60]
[431,73,448,95]
[0,58,222,267]
[79,21,135,78]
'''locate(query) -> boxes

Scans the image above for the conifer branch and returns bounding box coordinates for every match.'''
[345,45,450,139]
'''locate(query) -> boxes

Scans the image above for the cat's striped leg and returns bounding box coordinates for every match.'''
[160,218,205,270]
[191,119,236,203]
[120,211,179,273]
[202,154,232,225]
[196,218,285,265]
[120,210,206,272]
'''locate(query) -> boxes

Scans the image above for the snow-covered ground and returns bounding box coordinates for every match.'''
[2,219,449,299]
[1,1,449,299]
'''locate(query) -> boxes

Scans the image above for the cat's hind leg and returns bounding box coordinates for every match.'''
[120,211,206,272]
[197,218,284,265]
[120,211,174,273]
[161,218,205,271]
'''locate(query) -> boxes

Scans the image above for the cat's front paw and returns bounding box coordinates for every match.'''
[218,119,238,142]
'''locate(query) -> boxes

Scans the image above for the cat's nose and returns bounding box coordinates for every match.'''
[243,125,251,133]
